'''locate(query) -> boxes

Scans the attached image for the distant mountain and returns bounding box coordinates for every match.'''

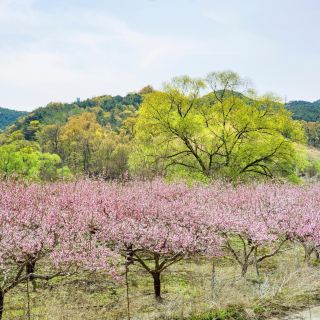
[0,107,28,131]
[285,100,320,122]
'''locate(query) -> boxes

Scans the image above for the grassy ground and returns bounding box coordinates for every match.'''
[4,244,320,320]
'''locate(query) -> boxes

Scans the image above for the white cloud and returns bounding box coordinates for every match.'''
[0,51,83,86]
[0,2,206,110]
[1,0,319,110]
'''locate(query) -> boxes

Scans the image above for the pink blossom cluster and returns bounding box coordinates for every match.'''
[0,179,319,300]
[212,182,320,247]
[0,181,117,279]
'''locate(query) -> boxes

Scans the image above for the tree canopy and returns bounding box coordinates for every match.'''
[130,71,307,181]
[0,72,315,182]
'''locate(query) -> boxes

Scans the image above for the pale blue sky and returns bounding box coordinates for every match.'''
[1,0,319,111]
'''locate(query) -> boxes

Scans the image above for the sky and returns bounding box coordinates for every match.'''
[0,0,320,111]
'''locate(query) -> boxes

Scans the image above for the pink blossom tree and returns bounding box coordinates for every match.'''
[207,183,294,277]
[96,180,223,300]
[280,184,320,262]
[3,177,320,313]
[0,181,117,319]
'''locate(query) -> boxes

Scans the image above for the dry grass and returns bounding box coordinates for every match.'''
[4,245,320,320]
[306,146,320,162]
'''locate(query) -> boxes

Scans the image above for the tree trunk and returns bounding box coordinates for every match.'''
[26,260,35,275]
[211,259,216,287]
[152,272,162,301]
[26,260,37,292]
[254,248,260,278]
[211,258,216,298]
[0,289,4,320]
[241,262,249,277]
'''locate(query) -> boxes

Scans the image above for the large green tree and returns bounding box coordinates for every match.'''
[130,71,307,181]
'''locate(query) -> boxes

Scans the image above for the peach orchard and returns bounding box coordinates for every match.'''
[0,179,319,319]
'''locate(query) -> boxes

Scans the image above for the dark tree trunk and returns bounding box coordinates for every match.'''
[152,272,162,300]
[241,262,249,277]
[26,259,37,291]
[0,289,4,320]
[211,258,216,298]
[211,259,216,290]
[26,260,35,275]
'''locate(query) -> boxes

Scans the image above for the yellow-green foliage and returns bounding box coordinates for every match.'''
[0,130,62,181]
[130,72,307,181]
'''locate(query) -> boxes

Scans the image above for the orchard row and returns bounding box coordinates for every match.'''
[0,179,318,318]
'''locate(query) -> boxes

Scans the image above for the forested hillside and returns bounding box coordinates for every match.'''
[2,91,320,139]
[0,92,144,180]
[0,107,27,131]
[286,100,320,122]
[1,73,320,182]
[0,72,312,182]
[10,93,142,139]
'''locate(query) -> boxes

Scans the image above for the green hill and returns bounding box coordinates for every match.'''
[285,100,320,122]
[0,107,28,131]
[2,86,320,182]
[4,92,320,140]
[10,93,142,140]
